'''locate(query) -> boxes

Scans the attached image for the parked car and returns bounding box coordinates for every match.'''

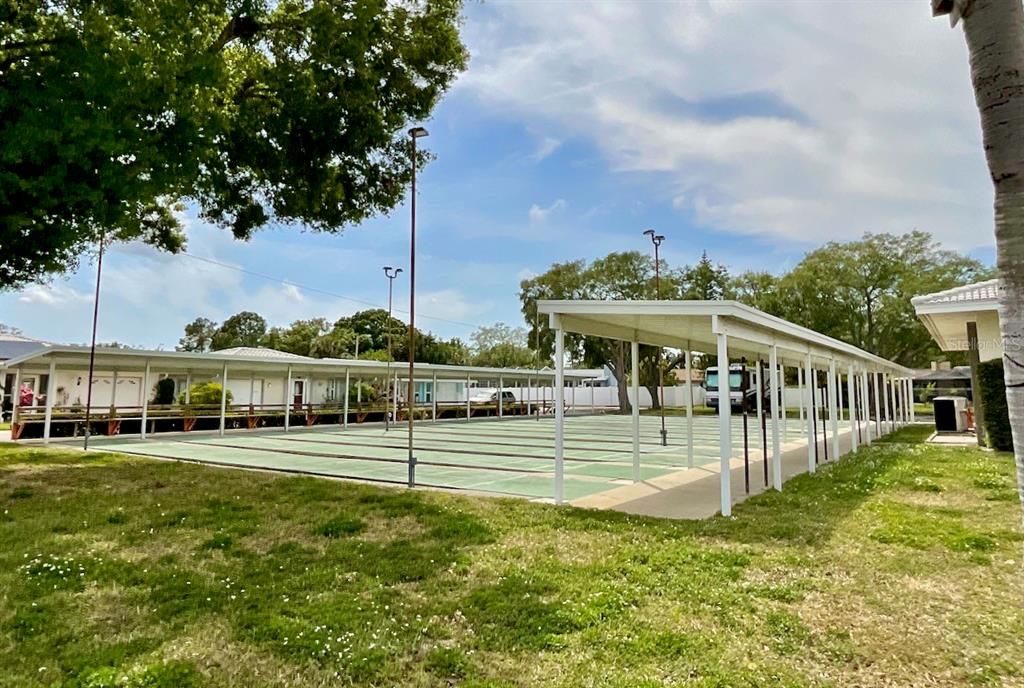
[468,390,517,405]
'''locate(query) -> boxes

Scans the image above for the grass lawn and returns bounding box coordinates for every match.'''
[0,436,1021,687]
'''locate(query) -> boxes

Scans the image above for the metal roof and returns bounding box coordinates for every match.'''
[0,334,49,362]
[911,279,1001,313]
[0,343,592,381]
[538,299,913,374]
[213,346,309,360]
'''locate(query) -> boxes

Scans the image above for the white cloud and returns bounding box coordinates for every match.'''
[530,136,562,161]
[461,2,992,249]
[417,288,489,326]
[18,284,91,306]
[528,198,566,224]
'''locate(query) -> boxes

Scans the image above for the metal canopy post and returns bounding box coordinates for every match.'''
[42,359,57,445]
[554,326,565,504]
[498,375,504,418]
[631,339,641,483]
[887,374,897,432]
[847,364,857,453]
[804,354,815,474]
[754,363,764,466]
[685,347,694,469]
[828,359,840,459]
[466,373,471,421]
[716,331,732,517]
[797,365,805,427]
[780,360,788,442]
[432,370,438,422]
[284,365,292,432]
[140,360,151,439]
[861,371,871,444]
[218,361,229,437]
[11,368,21,432]
[769,346,782,491]
[873,372,882,438]
[343,369,350,429]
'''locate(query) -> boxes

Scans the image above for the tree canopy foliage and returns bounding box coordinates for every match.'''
[469,323,535,368]
[0,0,467,288]
[177,307,469,365]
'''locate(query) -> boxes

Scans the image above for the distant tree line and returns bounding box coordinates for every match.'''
[520,231,993,413]
[177,309,536,369]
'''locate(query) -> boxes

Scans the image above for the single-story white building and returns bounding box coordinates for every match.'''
[1,343,596,441]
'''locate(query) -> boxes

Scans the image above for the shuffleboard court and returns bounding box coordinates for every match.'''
[84,413,792,502]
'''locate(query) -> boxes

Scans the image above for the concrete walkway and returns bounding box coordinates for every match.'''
[572,420,895,520]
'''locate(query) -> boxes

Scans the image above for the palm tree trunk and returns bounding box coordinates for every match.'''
[955,0,1024,514]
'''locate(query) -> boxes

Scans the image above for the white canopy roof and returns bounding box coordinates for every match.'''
[912,279,1002,352]
[0,344,592,382]
[538,299,913,374]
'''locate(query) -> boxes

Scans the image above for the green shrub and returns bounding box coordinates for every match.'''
[178,382,232,406]
[152,378,176,405]
[978,359,1013,451]
[348,381,377,404]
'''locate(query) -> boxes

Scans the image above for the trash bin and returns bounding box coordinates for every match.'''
[932,396,967,432]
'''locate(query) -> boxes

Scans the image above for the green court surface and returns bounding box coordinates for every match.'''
[84,414,801,502]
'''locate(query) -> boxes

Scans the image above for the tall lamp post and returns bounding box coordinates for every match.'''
[83,237,105,451]
[643,229,668,446]
[407,126,429,487]
[383,266,403,430]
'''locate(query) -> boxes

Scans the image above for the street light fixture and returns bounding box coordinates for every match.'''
[383,266,403,431]
[407,126,428,488]
[643,229,668,447]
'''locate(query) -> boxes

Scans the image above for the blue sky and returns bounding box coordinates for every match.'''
[0,1,997,348]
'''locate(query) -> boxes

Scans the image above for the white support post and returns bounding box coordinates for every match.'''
[884,376,892,430]
[111,370,119,411]
[717,332,732,517]
[498,375,504,418]
[570,380,576,412]
[43,359,57,445]
[554,327,565,504]
[218,361,228,437]
[11,367,21,429]
[685,348,694,469]
[591,383,596,414]
[861,371,871,444]
[394,370,400,425]
[343,369,350,429]
[185,372,191,405]
[284,365,292,432]
[847,364,857,453]
[631,340,641,483]
[769,345,782,491]
[140,360,151,439]
[908,378,916,422]
[804,354,815,474]
[432,371,438,422]
[249,373,255,409]
[828,359,839,460]
[754,362,764,462]
[797,365,805,426]
[873,372,882,438]
[780,360,788,442]
[466,373,471,421]
[526,376,533,416]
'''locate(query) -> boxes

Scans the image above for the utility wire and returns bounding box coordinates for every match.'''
[178,251,484,331]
